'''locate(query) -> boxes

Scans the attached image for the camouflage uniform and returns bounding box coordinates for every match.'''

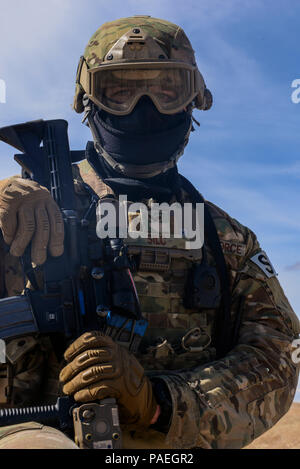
[0,15,299,450]
[0,160,299,449]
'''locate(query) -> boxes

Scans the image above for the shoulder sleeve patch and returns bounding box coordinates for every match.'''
[250,251,277,278]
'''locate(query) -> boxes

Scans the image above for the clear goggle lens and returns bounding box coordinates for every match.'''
[88,65,196,115]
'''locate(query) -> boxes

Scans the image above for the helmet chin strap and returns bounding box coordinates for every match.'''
[82,97,193,180]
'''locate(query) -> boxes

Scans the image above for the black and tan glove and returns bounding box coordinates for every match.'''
[0,177,64,265]
[59,331,158,430]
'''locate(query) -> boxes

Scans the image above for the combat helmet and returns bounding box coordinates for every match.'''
[73,15,213,115]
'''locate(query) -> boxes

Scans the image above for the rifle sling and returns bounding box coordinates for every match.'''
[179,175,232,359]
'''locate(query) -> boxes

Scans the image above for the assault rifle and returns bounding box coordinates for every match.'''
[0,119,147,449]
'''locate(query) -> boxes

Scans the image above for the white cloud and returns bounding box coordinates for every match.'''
[286,263,300,271]
[274,270,300,320]
[180,152,300,234]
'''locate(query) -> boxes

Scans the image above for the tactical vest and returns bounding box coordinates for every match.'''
[75,161,224,372]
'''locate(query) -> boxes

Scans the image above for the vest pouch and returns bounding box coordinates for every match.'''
[185,260,221,310]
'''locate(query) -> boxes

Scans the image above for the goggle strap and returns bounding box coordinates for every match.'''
[78,57,91,95]
[76,56,85,85]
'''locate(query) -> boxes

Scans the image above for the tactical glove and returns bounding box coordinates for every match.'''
[59,331,158,430]
[0,177,64,265]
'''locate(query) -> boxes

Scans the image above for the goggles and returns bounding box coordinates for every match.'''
[78,60,203,115]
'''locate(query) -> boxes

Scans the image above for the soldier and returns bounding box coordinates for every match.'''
[0,15,299,449]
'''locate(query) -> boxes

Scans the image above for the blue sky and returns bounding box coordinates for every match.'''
[0,0,299,365]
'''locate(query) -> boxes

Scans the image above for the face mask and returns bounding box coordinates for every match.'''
[93,96,192,167]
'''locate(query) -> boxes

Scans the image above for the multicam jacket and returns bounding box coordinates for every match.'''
[0,160,299,449]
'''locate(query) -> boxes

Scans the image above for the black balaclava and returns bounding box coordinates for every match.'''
[87,96,192,202]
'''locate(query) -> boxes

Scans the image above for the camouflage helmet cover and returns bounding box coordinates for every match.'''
[74,15,212,113]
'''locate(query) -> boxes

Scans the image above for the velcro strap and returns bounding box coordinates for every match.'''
[139,249,171,272]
